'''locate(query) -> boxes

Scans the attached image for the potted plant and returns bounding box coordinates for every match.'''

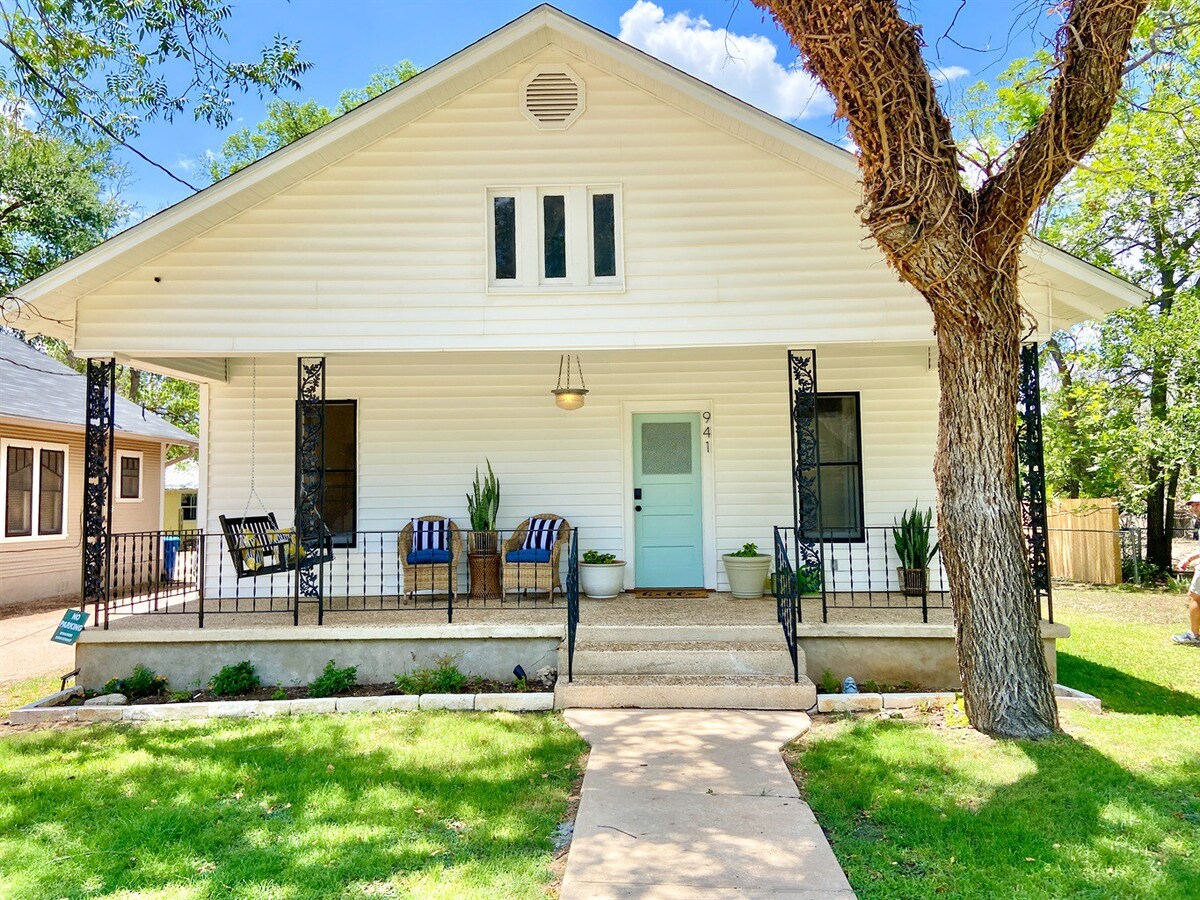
[579,550,626,599]
[893,505,939,597]
[465,460,500,554]
[722,542,772,599]
[466,461,501,598]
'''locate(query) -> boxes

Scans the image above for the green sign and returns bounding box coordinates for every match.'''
[51,609,90,645]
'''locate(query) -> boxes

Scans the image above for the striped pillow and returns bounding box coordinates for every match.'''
[522,518,562,552]
[412,519,450,552]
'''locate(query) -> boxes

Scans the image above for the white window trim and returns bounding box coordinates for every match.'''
[0,438,70,543]
[116,450,144,503]
[486,183,625,293]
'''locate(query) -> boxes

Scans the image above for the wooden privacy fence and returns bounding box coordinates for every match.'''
[1047,499,1122,585]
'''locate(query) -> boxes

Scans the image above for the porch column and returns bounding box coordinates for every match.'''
[788,348,826,621]
[294,356,327,624]
[1017,343,1053,622]
[82,357,116,628]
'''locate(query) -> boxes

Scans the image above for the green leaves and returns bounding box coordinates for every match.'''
[466,460,501,532]
[892,506,939,571]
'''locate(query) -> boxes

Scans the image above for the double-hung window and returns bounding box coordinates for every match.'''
[488,185,622,290]
[2,440,68,541]
[117,452,143,501]
[802,393,865,542]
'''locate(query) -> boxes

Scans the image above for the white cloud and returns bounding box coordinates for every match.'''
[618,1,833,121]
[930,65,970,85]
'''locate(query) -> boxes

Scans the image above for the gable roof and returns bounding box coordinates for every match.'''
[8,3,1145,340]
[0,334,196,444]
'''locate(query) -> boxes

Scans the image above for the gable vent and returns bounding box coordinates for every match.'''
[521,65,585,130]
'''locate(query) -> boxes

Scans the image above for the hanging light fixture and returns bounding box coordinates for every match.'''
[552,353,589,410]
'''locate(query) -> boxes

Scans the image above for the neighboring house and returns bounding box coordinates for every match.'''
[0,335,196,610]
[163,458,200,533]
[7,6,1143,699]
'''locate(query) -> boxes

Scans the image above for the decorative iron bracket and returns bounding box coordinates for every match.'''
[1017,342,1053,621]
[83,358,116,627]
[788,348,825,621]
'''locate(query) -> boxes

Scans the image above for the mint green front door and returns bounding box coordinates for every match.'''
[633,413,704,588]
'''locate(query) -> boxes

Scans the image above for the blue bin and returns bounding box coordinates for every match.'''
[162,535,181,582]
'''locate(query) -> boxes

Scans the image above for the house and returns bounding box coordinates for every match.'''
[6,5,1142,705]
[0,335,197,611]
[163,458,200,533]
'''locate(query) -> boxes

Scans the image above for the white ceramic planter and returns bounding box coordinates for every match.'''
[579,562,627,599]
[722,554,772,599]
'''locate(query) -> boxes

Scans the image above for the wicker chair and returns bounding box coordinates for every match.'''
[398,517,461,600]
[501,514,572,601]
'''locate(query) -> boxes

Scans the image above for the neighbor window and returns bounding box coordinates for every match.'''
[298,400,357,548]
[487,185,622,289]
[2,441,68,540]
[801,394,864,542]
[180,492,198,522]
[118,452,142,501]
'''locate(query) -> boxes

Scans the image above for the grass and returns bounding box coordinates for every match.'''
[788,586,1200,899]
[0,673,60,718]
[0,711,586,899]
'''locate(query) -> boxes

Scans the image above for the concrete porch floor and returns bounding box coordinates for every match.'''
[96,590,954,632]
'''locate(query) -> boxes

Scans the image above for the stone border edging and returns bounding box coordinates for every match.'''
[816,684,1101,715]
[9,688,555,724]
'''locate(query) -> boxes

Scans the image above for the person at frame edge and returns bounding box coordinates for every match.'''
[1171,494,1200,647]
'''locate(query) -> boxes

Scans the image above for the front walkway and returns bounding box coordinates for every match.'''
[0,608,75,683]
[562,709,855,898]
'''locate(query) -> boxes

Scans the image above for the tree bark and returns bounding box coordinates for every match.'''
[934,270,1058,737]
[755,0,1145,738]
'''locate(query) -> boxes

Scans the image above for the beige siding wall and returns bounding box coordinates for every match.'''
[76,46,948,356]
[202,345,939,595]
[0,422,165,609]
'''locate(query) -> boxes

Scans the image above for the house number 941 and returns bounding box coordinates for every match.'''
[702,411,712,453]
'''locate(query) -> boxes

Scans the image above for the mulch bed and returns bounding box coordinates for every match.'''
[64,677,554,706]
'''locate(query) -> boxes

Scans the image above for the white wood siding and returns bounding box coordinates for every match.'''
[73,46,955,356]
[201,344,939,595]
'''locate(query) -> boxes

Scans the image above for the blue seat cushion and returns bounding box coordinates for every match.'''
[506,547,552,564]
[407,549,452,565]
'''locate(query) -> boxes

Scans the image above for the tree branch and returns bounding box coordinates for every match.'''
[977,0,1147,253]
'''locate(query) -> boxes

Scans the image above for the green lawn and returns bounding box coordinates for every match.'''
[0,673,60,718]
[788,587,1200,899]
[0,711,586,900]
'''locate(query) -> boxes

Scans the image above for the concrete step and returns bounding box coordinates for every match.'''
[555,674,817,710]
[575,624,783,643]
[570,640,795,677]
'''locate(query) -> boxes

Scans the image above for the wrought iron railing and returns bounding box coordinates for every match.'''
[773,526,799,682]
[566,528,579,682]
[98,527,579,629]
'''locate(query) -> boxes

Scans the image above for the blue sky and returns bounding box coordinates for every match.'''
[122,0,1061,214]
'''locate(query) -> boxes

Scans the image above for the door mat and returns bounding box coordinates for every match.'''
[632,588,710,599]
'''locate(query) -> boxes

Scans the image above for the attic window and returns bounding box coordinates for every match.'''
[521,65,585,130]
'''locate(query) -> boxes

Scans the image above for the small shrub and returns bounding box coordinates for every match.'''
[819,668,840,694]
[271,686,287,701]
[167,690,192,704]
[394,662,468,695]
[103,665,168,700]
[582,550,618,564]
[209,661,261,698]
[307,660,358,698]
[729,542,760,558]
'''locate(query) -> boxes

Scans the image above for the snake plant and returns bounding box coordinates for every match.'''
[893,505,939,570]
[466,460,500,531]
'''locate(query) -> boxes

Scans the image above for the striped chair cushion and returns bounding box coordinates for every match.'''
[521,518,562,552]
[412,519,451,552]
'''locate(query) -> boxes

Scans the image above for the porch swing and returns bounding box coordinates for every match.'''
[218,360,334,579]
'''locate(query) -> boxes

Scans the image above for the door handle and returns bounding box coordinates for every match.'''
[635,505,642,512]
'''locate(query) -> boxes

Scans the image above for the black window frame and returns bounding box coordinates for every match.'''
[298,399,358,549]
[4,445,34,538]
[180,492,198,522]
[802,391,866,544]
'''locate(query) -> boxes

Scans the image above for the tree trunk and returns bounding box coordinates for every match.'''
[933,271,1059,738]
[1145,354,1172,571]
[129,367,142,405]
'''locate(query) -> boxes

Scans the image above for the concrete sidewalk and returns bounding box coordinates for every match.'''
[0,608,75,684]
[562,709,855,899]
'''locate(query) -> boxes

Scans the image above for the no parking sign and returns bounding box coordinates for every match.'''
[51,609,89,645]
